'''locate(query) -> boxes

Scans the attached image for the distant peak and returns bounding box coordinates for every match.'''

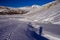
[32,5,41,8]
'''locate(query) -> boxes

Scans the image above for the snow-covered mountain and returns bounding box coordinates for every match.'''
[0,0,60,24]
[23,1,60,24]
[0,6,28,15]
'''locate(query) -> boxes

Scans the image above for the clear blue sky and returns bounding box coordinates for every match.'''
[0,0,55,7]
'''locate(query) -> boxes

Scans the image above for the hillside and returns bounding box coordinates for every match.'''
[23,1,60,24]
[0,0,60,24]
[0,6,28,15]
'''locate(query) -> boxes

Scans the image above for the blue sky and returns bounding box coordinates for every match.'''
[0,0,55,7]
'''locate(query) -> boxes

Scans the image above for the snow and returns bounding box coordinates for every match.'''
[0,0,60,24]
[0,0,60,40]
[43,34,60,40]
[21,1,60,24]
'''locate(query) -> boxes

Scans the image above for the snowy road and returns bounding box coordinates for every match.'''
[0,15,60,40]
[0,19,49,40]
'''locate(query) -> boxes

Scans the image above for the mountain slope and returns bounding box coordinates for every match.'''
[23,1,60,24]
[0,6,28,15]
[0,0,60,24]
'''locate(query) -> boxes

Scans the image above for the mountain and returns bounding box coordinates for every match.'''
[0,0,60,24]
[0,6,28,15]
[23,1,60,24]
